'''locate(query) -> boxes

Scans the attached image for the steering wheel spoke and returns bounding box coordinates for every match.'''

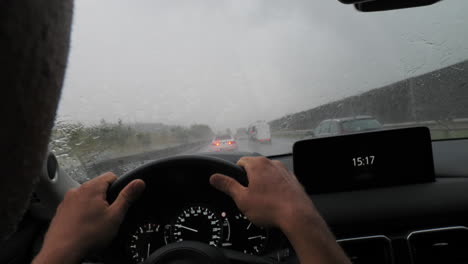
[141,241,278,264]
[221,248,279,264]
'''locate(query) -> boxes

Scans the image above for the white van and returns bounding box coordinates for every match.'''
[247,121,271,143]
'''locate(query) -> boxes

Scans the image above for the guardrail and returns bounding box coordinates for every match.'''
[272,119,468,140]
[85,140,210,179]
[272,130,311,138]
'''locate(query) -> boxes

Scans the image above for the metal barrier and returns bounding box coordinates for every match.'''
[85,140,210,178]
[272,119,468,139]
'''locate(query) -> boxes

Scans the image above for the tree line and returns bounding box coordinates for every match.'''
[50,119,214,166]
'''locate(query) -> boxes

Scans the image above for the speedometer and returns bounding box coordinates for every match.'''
[170,206,223,247]
[126,221,164,264]
[225,213,268,255]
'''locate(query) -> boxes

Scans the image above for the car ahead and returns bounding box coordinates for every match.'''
[314,116,383,137]
[247,121,272,143]
[210,134,238,152]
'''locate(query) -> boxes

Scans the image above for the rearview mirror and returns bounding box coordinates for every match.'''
[356,0,442,12]
[337,0,443,12]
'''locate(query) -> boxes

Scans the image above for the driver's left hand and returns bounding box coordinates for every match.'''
[32,172,145,264]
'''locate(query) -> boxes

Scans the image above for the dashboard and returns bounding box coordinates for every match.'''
[109,138,468,264]
[109,159,289,264]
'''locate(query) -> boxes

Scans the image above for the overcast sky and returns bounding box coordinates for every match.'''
[57,0,468,130]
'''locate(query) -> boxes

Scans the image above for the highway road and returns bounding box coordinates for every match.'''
[194,137,297,156]
[79,136,299,182]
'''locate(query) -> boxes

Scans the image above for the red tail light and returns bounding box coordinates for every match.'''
[212,141,220,146]
[228,141,236,145]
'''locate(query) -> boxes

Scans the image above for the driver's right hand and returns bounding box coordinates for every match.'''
[209,156,317,229]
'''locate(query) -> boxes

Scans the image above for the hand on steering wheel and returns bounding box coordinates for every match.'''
[210,156,315,230]
[33,173,145,264]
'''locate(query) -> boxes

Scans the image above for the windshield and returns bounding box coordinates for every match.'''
[341,119,382,132]
[215,135,232,141]
[52,0,468,182]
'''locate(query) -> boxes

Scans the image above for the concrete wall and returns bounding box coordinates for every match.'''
[270,60,468,131]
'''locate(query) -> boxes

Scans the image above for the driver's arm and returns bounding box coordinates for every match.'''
[210,157,351,264]
[32,172,145,264]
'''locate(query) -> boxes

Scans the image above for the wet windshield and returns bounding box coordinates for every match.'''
[215,135,233,141]
[341,119,382,132]
[52,0,468,182]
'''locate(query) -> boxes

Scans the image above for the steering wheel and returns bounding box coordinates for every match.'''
[106,155,276,264]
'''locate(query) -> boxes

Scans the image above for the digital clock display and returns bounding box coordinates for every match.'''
[352,156,375,167]
[293,127,435,194]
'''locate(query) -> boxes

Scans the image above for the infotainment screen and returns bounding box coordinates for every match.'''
[293,127,435,194]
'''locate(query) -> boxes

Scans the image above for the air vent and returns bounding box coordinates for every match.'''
[46,153,58,180]
[337,235,394,264]
[408,226,468,264]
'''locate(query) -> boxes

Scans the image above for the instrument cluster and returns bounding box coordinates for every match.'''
[125,205,268,264]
